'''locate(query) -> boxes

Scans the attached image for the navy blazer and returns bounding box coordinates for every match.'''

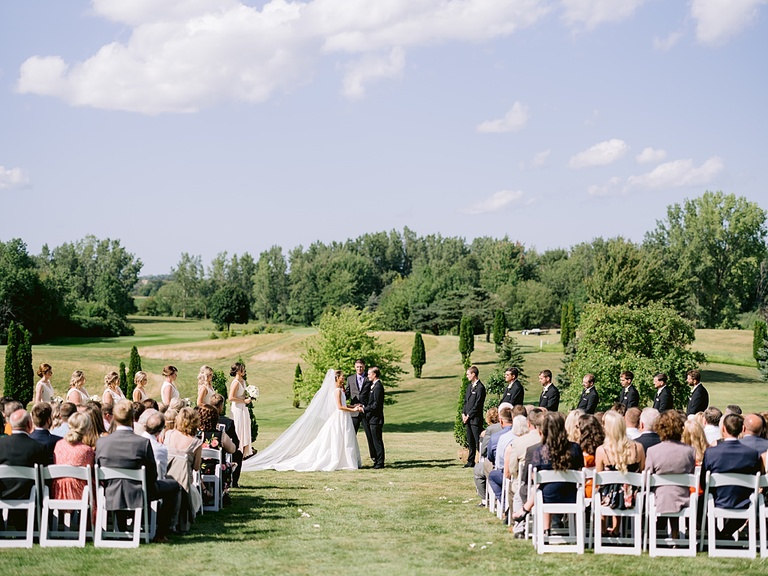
[0,433,48,498]
[652,386,673,412]
[577,387,599,414]
[686,384,709,415]
[617,384,640,409]
[30,428,63,465]
[701,439,761,509]
[500,380,524,407]
[636,431,661,455]
[539,384,560,412]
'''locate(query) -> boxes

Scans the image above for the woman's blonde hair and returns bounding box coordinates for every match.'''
[104,371,119,389]
[164,408,178,430]
[602,410,635,473]
[65,412,92,444]
[134,371,148,386]
[69,370,85,389]
[682,419,709,463]
[565,409,584,444]
[174,407,200,436]
[197,365,213,388]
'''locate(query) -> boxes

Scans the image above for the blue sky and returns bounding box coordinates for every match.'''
[1,0,766,274]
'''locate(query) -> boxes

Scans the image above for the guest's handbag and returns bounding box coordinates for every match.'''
[600,482,636,510]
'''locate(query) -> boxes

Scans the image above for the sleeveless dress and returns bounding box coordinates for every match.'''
[161,381,180,405]
[68,387,90,405]
[230,379,252,457]
[36,379,54,402]
[199,384,216,406]
[104,387,126,404]
[134,387,148,402]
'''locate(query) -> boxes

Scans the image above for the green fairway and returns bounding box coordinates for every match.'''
[1,320,767,574]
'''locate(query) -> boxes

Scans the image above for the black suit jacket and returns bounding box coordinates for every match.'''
[617,384,640,409]
[30,428,63,465]
[539,384,560,412]
[0,432,48,498]
[686,384,709,415]
[463,380,486,424]
[576,386,599,414]
[636,431,660,455]
[217,415,239,450]
[363,380,385,425]
[95,428,158,510]
[701,439,761,509]
[500,380,524,407]
[652,386,673,412]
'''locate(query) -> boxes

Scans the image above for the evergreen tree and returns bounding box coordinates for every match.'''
[3,321,34,406]
[754,320,767,365]
[212,369,229,411]
[560,303,570,347]
[459,315,474,367]
[119,362,128,396]
[758,341,768,381]
[127,346,142,400]
[292,363,303,408]
[497,334,526,384]
[492,309,507,352]
[411,332,426,378]
[454,370,469,449]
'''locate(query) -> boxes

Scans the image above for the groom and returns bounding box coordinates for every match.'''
[362,366,385,469]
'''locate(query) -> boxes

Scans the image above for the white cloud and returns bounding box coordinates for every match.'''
[465,190,524,214]
[587,176,622,197]
[0,166,30,190]
[627,156,724,189]
[561,0,645,30]
[476,102,529,133]
[531,149,551,167]
[635,147,667,164]
[653,30,684,51]
[17,0,551,114]
[691,0,767,44]
[568,139,628,168]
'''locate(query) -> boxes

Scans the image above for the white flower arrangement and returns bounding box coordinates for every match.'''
[90,395,101,402]
[246,384,259,400]
[181,397,192,407]
[52,396,64,404]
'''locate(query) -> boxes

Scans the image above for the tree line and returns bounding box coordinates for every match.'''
[1,191,766,343]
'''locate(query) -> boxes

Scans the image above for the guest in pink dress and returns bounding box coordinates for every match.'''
[52,412,96,522]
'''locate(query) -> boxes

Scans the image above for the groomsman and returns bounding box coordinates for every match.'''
[538,370,559,412]
[686,369,709,415]
[345,359,370,434]
[652,373,673,412]
[363,367,386,469]
[617,371,640,409]
[462,366,486,467]
[499,367,524,406]
[576,374,599,414]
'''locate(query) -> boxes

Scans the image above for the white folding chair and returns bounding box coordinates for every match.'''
[758,474,768,559]
[593,470,645,555]
[700,471,759,558]
[0,464,39,548]
[39,464,92,547]
[94,465,151,548]
[500,476,510,523]
[582,467,595,549]
[645,472,698,557]
[533,469,585,554]
[201,448,223,512]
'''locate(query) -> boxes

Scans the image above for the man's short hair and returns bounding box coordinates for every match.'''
[640,407,659,431]
[4,400,22,418]
[722,413,744,438]
[59,402,77,420]
[704,406,723,427]
[512,405,527,418]
[540,369,552,380]
[499,407,514,423]
[725,404,742,415]
[143,398,159,411]
[31,402,52,428]
[505,367,519,377]
[654,372,668,384]
[210,393,225,412]
[369,366,381,379]
[113,400,134,426]
[144,412,165,436]
[468,366,479,378]
[584,373,595,385]
[354,359,366,366]
[10,409,32,431]
[611,402,627,416]
[687,369,701,383]
[625,407,641,428]
[527,408,545,430]
[620,370,634,381]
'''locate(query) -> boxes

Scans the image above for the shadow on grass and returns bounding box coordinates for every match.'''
[388,389,415,396]
[43,336,121,346]
[701,369,756,385]
[387,458,456,469]
[385,420,453,433]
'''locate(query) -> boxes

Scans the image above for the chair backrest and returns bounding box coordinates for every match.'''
[707,472,760,490]
[96,465,146,484]
[0,465,38,482]
[41,465,92,482]
[535,469,584,485]
[202,448,222,462]
[648,473,697,490]
[759,475,768,489]
[594,470,644,489]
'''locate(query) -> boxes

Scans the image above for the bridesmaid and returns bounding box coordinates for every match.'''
[66,371,90,406]
[229,362,252,457]
[102,371,126,408]
[161,365,180,406]
[35,363,55,403]
[133,371,149,402]
[196,365,216,407]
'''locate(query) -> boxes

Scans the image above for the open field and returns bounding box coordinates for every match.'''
[1,320,767,574]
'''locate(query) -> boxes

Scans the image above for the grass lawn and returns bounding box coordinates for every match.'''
[1,320,767,574]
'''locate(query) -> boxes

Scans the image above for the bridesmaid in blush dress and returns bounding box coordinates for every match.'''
[196,365,216,407]
[228,362,252,458]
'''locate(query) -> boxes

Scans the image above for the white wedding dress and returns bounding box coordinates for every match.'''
[242,369,361,472]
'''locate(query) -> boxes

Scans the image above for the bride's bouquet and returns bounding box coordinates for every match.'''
[90,395,101,402]
[246,384,260,400]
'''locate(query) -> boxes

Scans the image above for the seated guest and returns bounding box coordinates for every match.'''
[700,413,763,539]
[645,410,695,539]
[0,411,4,437]
[513,412,584,533]
[198,404,237,504]
[131,402,146,431]
[506,408,544,535]
[703,406,723,446]
[636,408,661,454]
[577,414,604,500]
[143,398,159,412]
[83,404,108,446]
[52,412,96,523]
[739,414,768,456]
[141,412,168,479]
[472,406,502,504]
[624,407,641,440]
[0,409,48,530]
[164,407,203,534]
[30,402,62,464]
[3,401,22,435]
[210,393,242,487]
[51,402,77,437]
[725,405,742,416]
[488,415,528,502]
[95,400,180,543]
[565,409,584,443]
[682,419,709,466]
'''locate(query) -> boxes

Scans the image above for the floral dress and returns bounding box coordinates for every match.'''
[199,429,235,504]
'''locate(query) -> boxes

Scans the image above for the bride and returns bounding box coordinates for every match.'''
[242,369,362,472]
